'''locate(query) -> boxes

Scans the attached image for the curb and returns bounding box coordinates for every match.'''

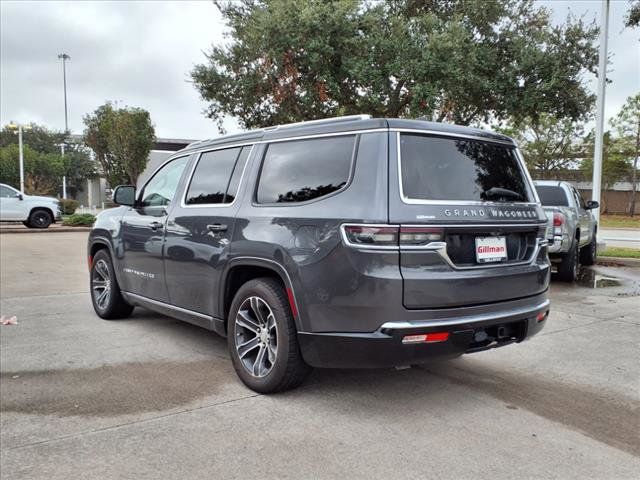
[0,227,92,234]
[597,257,640,268]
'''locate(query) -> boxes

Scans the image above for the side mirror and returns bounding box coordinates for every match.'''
[585,200,599,210]
[113,185,136,207]
[16,193,23,201]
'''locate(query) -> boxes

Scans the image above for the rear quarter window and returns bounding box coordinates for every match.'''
[257,135,356,204]
[399,134,531,202]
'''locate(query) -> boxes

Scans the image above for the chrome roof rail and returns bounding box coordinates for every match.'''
[263,114,372,131]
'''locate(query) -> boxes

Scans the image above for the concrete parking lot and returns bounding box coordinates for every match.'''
[1,231,639,479]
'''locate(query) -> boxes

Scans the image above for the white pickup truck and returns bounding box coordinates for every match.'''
[0,183,62,228]
[534,180,599,282]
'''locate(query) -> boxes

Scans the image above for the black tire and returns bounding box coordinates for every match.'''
[227,278,311,393]
[557,241,579,282]
[580,233,597,266]
[22,221,31,228]
[27,209,52,228]
[90,249,134,319]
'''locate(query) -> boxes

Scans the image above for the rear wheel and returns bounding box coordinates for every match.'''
[557,242,579,282]
[580,233,597,266]
[90,249,134,319]
[227,278,311,393]
[27,209,52,228]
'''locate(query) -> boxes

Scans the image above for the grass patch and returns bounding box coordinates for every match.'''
[599,247,640,259]
[62,213,96,227]
[599,214,640,229]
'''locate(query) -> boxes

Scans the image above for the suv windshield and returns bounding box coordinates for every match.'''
[400,134,531,202]
[535,185,569,206]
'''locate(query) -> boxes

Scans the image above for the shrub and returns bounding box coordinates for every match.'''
[59,198,80,215]
[62,213,96,227]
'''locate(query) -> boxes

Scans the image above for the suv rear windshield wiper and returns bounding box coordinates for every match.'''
[482,187,523,202]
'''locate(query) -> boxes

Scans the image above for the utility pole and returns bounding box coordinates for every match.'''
[592,0,610,225]
[58,143,67,199]
[58,53,71,132]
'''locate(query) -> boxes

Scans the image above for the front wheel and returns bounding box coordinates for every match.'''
[27,209,52,228]
[228,278,311,393]
[90,249,134,319]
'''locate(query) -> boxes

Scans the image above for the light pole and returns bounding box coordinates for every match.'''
[57,143,67,198]
[7,122,31,193]
[58,53,70,132]
[591,0,610,225]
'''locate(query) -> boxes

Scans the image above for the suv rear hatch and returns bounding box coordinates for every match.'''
[389,130,548,309]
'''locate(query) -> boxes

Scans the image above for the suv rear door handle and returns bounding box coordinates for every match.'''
[207,223,228,232]
[149,221,164,231]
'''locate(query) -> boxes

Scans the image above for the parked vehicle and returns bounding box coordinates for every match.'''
[534,181,598,282]
[0,183,61,228]
[88,115,551,393]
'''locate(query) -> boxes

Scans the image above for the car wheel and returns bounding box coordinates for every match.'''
[227,278,311,393]
[557,242,579,282]
[27,209,52,228]
[580,234,597,266]
[90,249,134,319]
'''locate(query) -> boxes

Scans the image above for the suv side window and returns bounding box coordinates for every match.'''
[257,135,356,204]
[185,146,251,205]
[139,156,189,208]
[0,185,17,198]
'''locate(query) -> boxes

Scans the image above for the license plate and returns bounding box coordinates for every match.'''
[475,236,507,263]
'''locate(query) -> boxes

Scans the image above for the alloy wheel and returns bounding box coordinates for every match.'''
[92,259,112,310]
[234,296,278,378]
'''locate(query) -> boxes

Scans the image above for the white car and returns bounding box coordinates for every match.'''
[0,183,61,228]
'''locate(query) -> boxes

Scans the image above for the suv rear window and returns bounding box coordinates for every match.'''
[536,185,570,206]
[400,134,531,202]
[257,135,355,204]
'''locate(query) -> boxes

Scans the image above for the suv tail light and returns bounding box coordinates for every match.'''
[342,225,398,247]
[342,225,443,249]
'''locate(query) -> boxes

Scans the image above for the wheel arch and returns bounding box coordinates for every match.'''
[220,257,302,333]
[88,235,125,286]
[28,206,55,224]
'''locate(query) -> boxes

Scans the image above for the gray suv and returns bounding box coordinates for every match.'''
[88,115,551,393]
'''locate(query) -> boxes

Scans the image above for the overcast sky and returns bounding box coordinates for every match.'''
[1,0,638,141]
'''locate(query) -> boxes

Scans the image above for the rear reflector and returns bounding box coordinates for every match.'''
[402,332,450,344]
[536,311,548,322]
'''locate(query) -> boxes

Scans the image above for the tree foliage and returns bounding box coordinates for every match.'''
[0,124,96,197]
[626,0,640,28]
[192,0,599,131]
[83,103,155,187]
[499,114,586,178]
[0,144,63,195]
[610,93,640,215]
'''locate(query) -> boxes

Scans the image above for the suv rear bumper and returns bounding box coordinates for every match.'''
[298,296,549,368]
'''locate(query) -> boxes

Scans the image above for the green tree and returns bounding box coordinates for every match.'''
[0,144,64,196]
[626,0,640,28]
[581,131,633,212]
[610,93,640,215]
[499,114,586,179]
[0,124,66,154]
[83,103,155,187]
[192,0,599,131]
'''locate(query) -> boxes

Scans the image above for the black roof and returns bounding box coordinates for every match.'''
[178,116,514,154]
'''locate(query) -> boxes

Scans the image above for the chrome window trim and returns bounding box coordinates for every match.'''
[395,131,539,207]
[389,127,515,146]
[378,299,550,330]
[180,144,255,209]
